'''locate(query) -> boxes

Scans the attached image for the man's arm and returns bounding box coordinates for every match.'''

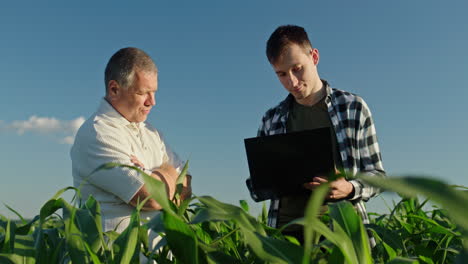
[125,127,192,210]
[347,99,385,201]
[73,121,193,208]
[129,160,192,210]
[304,99,385,202]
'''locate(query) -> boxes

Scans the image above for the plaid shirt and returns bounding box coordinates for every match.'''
[247,81,385,227]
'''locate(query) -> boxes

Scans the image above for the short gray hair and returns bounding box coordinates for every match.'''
[104,47,157,93]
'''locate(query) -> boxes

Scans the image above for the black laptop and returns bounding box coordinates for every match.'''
[244,128,334,198]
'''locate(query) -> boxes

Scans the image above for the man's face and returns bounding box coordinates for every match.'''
[272,44,321,105]
[109,70,158,123]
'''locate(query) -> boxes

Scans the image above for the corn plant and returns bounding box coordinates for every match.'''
[0,164,467,263]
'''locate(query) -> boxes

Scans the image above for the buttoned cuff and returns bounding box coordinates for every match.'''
[348,179,363,201]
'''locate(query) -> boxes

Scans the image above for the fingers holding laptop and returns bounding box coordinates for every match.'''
[303,174,354,201]
[303,176,328,190]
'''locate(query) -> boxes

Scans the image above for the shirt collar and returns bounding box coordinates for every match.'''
[323,80,333,104]
[96,98,146,129]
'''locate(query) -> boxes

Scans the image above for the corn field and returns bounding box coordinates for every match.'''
[1,163,467,263]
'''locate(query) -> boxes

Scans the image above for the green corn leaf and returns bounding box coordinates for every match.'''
[34,198,68,262]
[239,200,249,213]
[259,201,268,224]
[62,200,90,264]
[163,211,199,264]
[145,212,165,234]
[328,246,346,264]
[359,175,468,231]
[3,204,26,225]
[329,201,372,264]
[49,238,66,264]
[83,241,103,264]
[51,186,79,200]
[383,241,398,261]
[242,229,303,264]
[407,214,459,236]
[13,235,35,262]
[302,183,329,264]
[104,230,120,243]
[68,196,106,254]
[174,161,190,202]
[15,216,39,236]
[206,250,240,264]
[0,253,35,264]
[193,196,265,235]
[176,160,189,188]
[192,224,215,246]
[112,209,141,264]
[177,197,194,217]
[386,257,420,263]
[368,228,397,260]
[39,198,65,224]
[295,217,359,263]
[366,224,405,254]
[37,197,94,263]
[1,220,14,254]
[138,224,150,253]
[329,219,362,264]
[418,255,435,264]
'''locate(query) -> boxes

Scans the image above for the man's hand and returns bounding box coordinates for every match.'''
[129,156,192,210]
[152,163,179,198]
[153,163,192,204]
[178,174,192,202]
[303,173,354,201]
[130,155,179,196]
[130,155,145,169]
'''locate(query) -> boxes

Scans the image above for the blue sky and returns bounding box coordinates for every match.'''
[1,1,467,219]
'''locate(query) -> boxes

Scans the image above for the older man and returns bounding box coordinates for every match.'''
[71,47,191,233]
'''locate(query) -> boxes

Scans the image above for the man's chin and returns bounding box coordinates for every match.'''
[292,93,304,100]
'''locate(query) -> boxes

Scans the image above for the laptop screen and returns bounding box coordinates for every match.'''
[244,128,334,198]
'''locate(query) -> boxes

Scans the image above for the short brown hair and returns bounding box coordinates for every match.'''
[104,47,157,93]
[266,25,313,64]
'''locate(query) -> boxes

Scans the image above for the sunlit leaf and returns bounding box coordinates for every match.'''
[163,211,199,264]
[359,175,468,231]
[243,229,303,264]
[112,209,141,264]
[302,184,328,264]
[329,202,372,264]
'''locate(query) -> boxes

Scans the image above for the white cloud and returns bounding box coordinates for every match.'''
[1,116,85,144]
[10,116,61,135]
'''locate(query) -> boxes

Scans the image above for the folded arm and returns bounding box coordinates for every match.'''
[129,157,192,210]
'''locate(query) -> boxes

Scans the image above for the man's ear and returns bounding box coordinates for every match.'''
[310,48,320,65]
[106,80,120,101]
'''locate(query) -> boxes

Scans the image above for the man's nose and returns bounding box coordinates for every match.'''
[288,73,299,87]
[147,93,156,106]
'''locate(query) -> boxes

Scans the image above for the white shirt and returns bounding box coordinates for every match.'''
[70,98,184,232]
